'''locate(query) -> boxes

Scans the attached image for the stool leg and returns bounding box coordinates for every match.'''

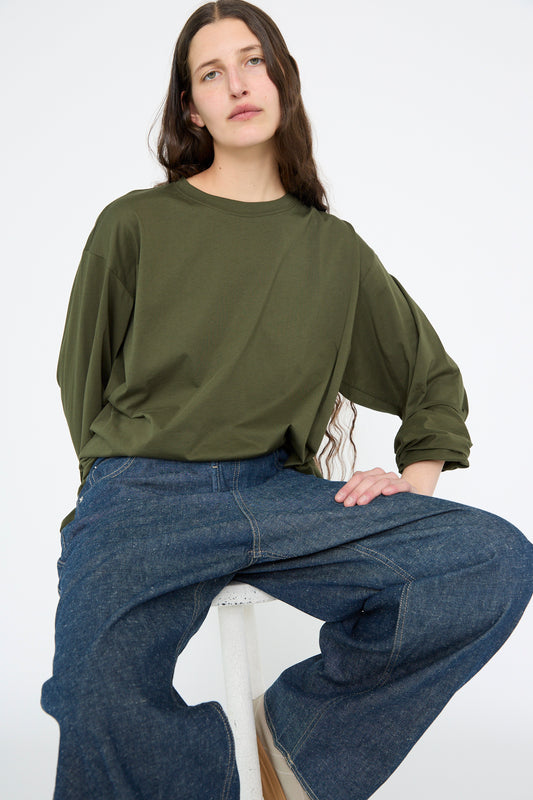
[243,605,265,701]
[218,604,264,800]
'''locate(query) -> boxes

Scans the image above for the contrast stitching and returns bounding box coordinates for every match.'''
[288,545,414,756]
[380,579,411,681]
[264,698,321,800]
[231,460,262,558]
[212,463,221,492]
[209,701,236,800]
[171,584,235,797]
[88,457,136,487]
[255,548,290,559]
[173,583,203,658]
[340,541,415,582]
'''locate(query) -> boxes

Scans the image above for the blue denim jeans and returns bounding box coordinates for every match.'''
[41,448,533,800]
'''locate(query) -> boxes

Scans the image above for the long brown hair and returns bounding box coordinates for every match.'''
[149,0,357,479]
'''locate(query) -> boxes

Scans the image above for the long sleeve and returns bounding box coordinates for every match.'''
[57,201,139,476]
[339,245,472,473]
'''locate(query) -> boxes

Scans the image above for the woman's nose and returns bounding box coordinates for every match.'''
[227,67,248,97]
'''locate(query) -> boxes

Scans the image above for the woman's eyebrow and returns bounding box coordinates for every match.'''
[193,44,263,76]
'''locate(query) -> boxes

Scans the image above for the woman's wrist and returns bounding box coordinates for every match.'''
[401,460,445,496]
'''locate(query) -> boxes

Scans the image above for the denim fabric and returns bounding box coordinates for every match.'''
[41,448,533,800]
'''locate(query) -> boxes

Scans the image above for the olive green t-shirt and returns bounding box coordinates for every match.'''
[57,178,471,526]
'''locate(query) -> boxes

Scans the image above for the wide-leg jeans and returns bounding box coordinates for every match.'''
[41,447,533,799]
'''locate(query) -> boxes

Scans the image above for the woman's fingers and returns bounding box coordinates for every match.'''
[341,476,400,506]
[355,476,413,505]
[335,468,386,494]
[334,468,388,501]
[334,469,415,506]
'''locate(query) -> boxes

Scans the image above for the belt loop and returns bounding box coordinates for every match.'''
[210,462,220,492]
[232,458,240,494]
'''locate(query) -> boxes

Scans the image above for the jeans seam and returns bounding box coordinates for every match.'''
[208,701,236,800]
[340,541,415,582]
[87,456,136,487]
[256,548,291,560]
[174,585,235,798]
[173,583,205,658]
[231,460,263,558]
[340,543,414,680]
[264,697,320,800]
[378,578,411,684]
[286,544,414,757]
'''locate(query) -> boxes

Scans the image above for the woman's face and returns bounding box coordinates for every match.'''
[186,17,281,156]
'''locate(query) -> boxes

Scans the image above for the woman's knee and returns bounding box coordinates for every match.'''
[451,504,533,612]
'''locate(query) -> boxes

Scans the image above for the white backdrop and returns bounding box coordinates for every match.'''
[1,1,532,798]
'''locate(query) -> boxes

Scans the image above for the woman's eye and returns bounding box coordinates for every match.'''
[201,57,263,81]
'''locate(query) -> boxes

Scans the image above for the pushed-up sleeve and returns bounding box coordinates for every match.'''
[57,202,138,467]
[339,247,471,473]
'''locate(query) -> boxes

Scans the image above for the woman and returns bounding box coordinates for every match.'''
[41,2,533,799]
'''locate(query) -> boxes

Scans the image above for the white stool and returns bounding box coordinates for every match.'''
[212,581,276,800]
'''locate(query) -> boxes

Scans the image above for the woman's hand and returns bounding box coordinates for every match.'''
[334,468,416,507]
[334,460,445,506]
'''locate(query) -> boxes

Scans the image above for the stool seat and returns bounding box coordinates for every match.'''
[213,581,275,607]
[212,581,276,800]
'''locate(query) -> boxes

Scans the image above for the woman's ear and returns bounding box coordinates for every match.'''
[181,90,205,128]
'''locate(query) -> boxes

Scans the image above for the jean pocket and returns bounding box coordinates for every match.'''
[86,456,137,487]
[57,518,78,577]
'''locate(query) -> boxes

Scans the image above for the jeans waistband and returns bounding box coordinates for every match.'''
[206,446,288,491]
[89,446,290,494]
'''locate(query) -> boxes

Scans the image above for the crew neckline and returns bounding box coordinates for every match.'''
[171,177,300,217]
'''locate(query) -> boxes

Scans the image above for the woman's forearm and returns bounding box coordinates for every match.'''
[402,460,445,496]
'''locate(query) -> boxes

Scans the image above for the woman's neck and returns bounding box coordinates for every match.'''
[186,149,285,202]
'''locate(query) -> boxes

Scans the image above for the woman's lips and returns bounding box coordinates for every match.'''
[229,109,262,121]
